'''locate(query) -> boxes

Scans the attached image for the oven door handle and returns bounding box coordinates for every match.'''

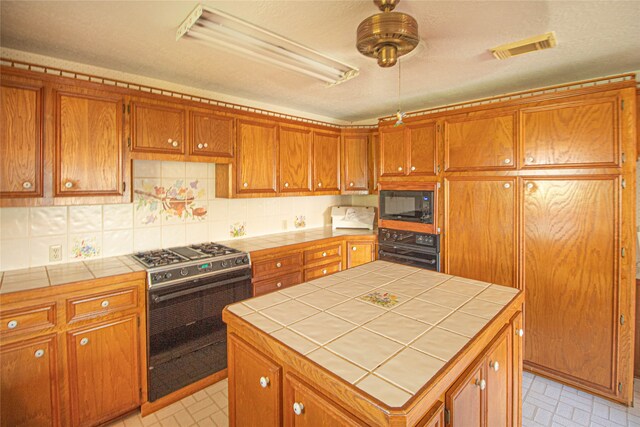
[378,249,437,265]
[151,274,252,304]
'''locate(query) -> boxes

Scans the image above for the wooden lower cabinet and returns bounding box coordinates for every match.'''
[284,373,365,426]
[228,335,282,426]
[1,334,60,427]
[67,315,141,427]
[446,360,484,427]
[303,261,341,281]
[346,240,375,268]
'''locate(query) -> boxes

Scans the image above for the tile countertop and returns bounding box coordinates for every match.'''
[219,226,376,253]
[0,256,145,295]
[225,260,520,408]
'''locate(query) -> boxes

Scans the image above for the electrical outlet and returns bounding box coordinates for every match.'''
[49,245,62,262]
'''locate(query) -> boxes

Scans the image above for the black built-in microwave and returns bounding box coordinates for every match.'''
[379,190,434,224]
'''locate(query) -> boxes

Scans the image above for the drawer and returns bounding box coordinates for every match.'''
[304,261,342,282]
[0,303,56,336]
[304,243,342,265]
[253,271,303,297]
[67,287,138,322]
[253,252,303,279]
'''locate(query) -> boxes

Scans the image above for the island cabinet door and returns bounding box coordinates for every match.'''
[445,359,484,427]
[485,326,513,427]
[228,334,282,427]
[283,373,366,426]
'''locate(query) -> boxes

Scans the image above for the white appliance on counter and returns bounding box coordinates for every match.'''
[331,206,375,230]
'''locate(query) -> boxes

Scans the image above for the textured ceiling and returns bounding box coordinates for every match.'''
[1,1,639,122]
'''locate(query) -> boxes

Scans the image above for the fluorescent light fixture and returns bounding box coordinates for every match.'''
[177,5,359,87]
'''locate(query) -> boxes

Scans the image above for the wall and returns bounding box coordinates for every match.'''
[0,160,355,271]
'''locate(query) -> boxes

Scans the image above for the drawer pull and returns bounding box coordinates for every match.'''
[64,182,73,189]
[34,349,45,358]
[22,181,32,189]
[475,379,486,391]
[276,282,282,288]
[322,269,327,275]
[503,158,511,164]
[276,262,282,268]
[101,300,110,308]
[259,376,270,388]
[349,182,354,187]
[293,402,305,416]
[503,183,511,189]
[80,338,89,346]
[397,166,403,172]
[490,361,500,372]
[322,252,327,257]
[7,320,18,329]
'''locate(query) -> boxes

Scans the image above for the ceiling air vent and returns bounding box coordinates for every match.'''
[491,32,557,60]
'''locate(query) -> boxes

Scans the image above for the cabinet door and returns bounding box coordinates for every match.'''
[228,334,282,427]
[189,110,234,158]
[130,99,186,154]
[55,88,123,196]
[511,312,524,427]
[521,96,618,168]
[379,127,406,176]
[67,316,140,427]
[279,126,312,193]
[237,120,278,194]
[485,326,512,427]
[0,79,43,198]
[445,360,484,427]
[313,131,340,192]
[444,113,515,171]
[407,121,437,176]
[1,335,59,427]
[445,178,517,287]
[343,134,369,191]
[523,177,618,395]
[284,373,365,426]
[347,241,374,268]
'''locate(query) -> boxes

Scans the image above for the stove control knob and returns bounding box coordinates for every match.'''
[243,256,249,264]
[164,272,172,280]
[392,233,398,240]
[235,258,243,265]
[153,274,162,282]
[180,268,188,276]
[385,232,391,239]
[221,260,229,268]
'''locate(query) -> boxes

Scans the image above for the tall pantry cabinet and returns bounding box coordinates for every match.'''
[438,84,637,404]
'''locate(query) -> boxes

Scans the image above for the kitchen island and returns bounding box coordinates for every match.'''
[222,260,524,426]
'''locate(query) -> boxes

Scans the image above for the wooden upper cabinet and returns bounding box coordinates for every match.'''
[444,113,516,171]
[55,87,123,197]
[521,95,619,168]
[229,335,282,427]
[523,177,619,395]
[379,126,406,176]
[342,133,369,191]
[67,316,140,427]
[189,110,234,158]
[1,335,60,427]
[130,98,186,154]
[0,78,43,198]
[445,177,517,288]
[407,121,437,176]
[313,131,340,192]
[237,119,278,194]
[279,126,312,193]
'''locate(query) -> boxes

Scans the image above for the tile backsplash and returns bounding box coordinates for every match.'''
[0,160,361,271]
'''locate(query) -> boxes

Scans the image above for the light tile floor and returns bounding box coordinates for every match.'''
[107,373,640,427]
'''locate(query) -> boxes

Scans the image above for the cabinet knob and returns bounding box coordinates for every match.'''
[65,182,73,189]
[101,300,110,308]
[276,282,282,288]
[259,376,270,388]
[475,379,486,390]
[411,166,416,171]
[352,246,357,251]
[243,182,248,188]
[527,156,535,163]
[276,262,282,268]
[197,143,204,149]
[317,182,322,188]
[34,349,45,358]
[503,183,511,189]
[517,328,524,337]
[322,252,327,257]
[293,402,305,416]
[526,183,534,190]
[349,182,354,187]
[22,181,32,189]
[204,143,208,148]
[172,141,179,147]
[490,360,500,372]
[80,337,89,346]
[284,182,289,188]
[503,158,511,164]
[7,320,18,329]
[397,166,403,172]
[322,269,327,275]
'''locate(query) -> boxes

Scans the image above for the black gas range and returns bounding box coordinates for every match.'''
[132,243,252,402]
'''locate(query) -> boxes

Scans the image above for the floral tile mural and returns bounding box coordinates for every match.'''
[230,222,246,238]
[71,236,100,259]
[134,179,207,225]
[294,215,306,228]
[360,292,400,308]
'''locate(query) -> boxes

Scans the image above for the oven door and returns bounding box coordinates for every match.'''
[147,268,251,401]
[378,243,440,271]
